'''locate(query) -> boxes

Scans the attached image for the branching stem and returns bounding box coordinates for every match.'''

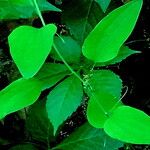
[32,0,108,116]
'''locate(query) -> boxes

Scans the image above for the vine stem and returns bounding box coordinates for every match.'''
[32,0,85,84]
[32,0,108,115]
[53,44,85,83]
[33,0,46,26]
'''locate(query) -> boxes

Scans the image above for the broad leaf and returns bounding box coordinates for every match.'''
[46,75,83,134]
[51,35,81,63]
[104,106,150,144]
[8,24,57,78]
[82,0,143,62]
[97,46,140,66]
[95,0,111,12]
[35,63,69,90]
[26,99,54,143]
[0,0,61,20]
[86,70,122,99]
[87,91,122,128]
[52,122,123,150]
[62,0,104,43]
[0,78,42,119]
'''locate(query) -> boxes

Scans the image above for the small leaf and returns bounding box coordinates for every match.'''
[104,106,150,144]
[87,91,122,128]
[86,70,122,99]
[82,0,143,62]
[8,24,57,78]
[51,35,81,63]
[97,46,140,66]
[35,63,69,90]
[52,122,123,150]
[46,75,83,134]
[0,78,42,119]
[95,0,111,12]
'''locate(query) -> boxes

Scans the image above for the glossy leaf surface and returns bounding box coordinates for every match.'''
[104,106,150,144]
[0,78,42,119]
[8,24,57,78]
[82,0,143,62]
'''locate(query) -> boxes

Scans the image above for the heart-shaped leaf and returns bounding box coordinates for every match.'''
[104,106,150,144]
[0,78,42,119]
[82,0,143,62]
[8,24,57,78]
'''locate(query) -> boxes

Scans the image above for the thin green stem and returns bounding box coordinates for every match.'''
[53,44,85,83]
[32,0,46,26]
[32,0,107,116]
[32,0,84,84]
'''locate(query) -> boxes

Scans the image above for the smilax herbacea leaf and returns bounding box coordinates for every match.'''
[8,24,57,78]
[0,78,42,119]
[104,106,150,144]
[82,0,143,62]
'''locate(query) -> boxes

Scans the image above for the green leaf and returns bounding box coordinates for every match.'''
[8,24,57,78]
[82,0,143,62]
[46,75,83,134]
[86,70,122,99]
[35,63,69,90]
[0,78,42,119]
[95,0,111,12]
[26,99,54,143]
[97,46,140,66]
[104,106,150,144]
[9,0,33,5]
[87,91,122,128]
[0,0,61,20]
[52,122,123,150]
[62,0,104,43]
[51,35,81,63]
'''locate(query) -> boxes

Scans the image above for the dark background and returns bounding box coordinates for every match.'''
[0,0,150,149]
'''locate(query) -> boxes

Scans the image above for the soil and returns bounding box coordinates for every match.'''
[0,0,150,149]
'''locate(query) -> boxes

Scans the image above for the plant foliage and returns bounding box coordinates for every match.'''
[1,0,149,149]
